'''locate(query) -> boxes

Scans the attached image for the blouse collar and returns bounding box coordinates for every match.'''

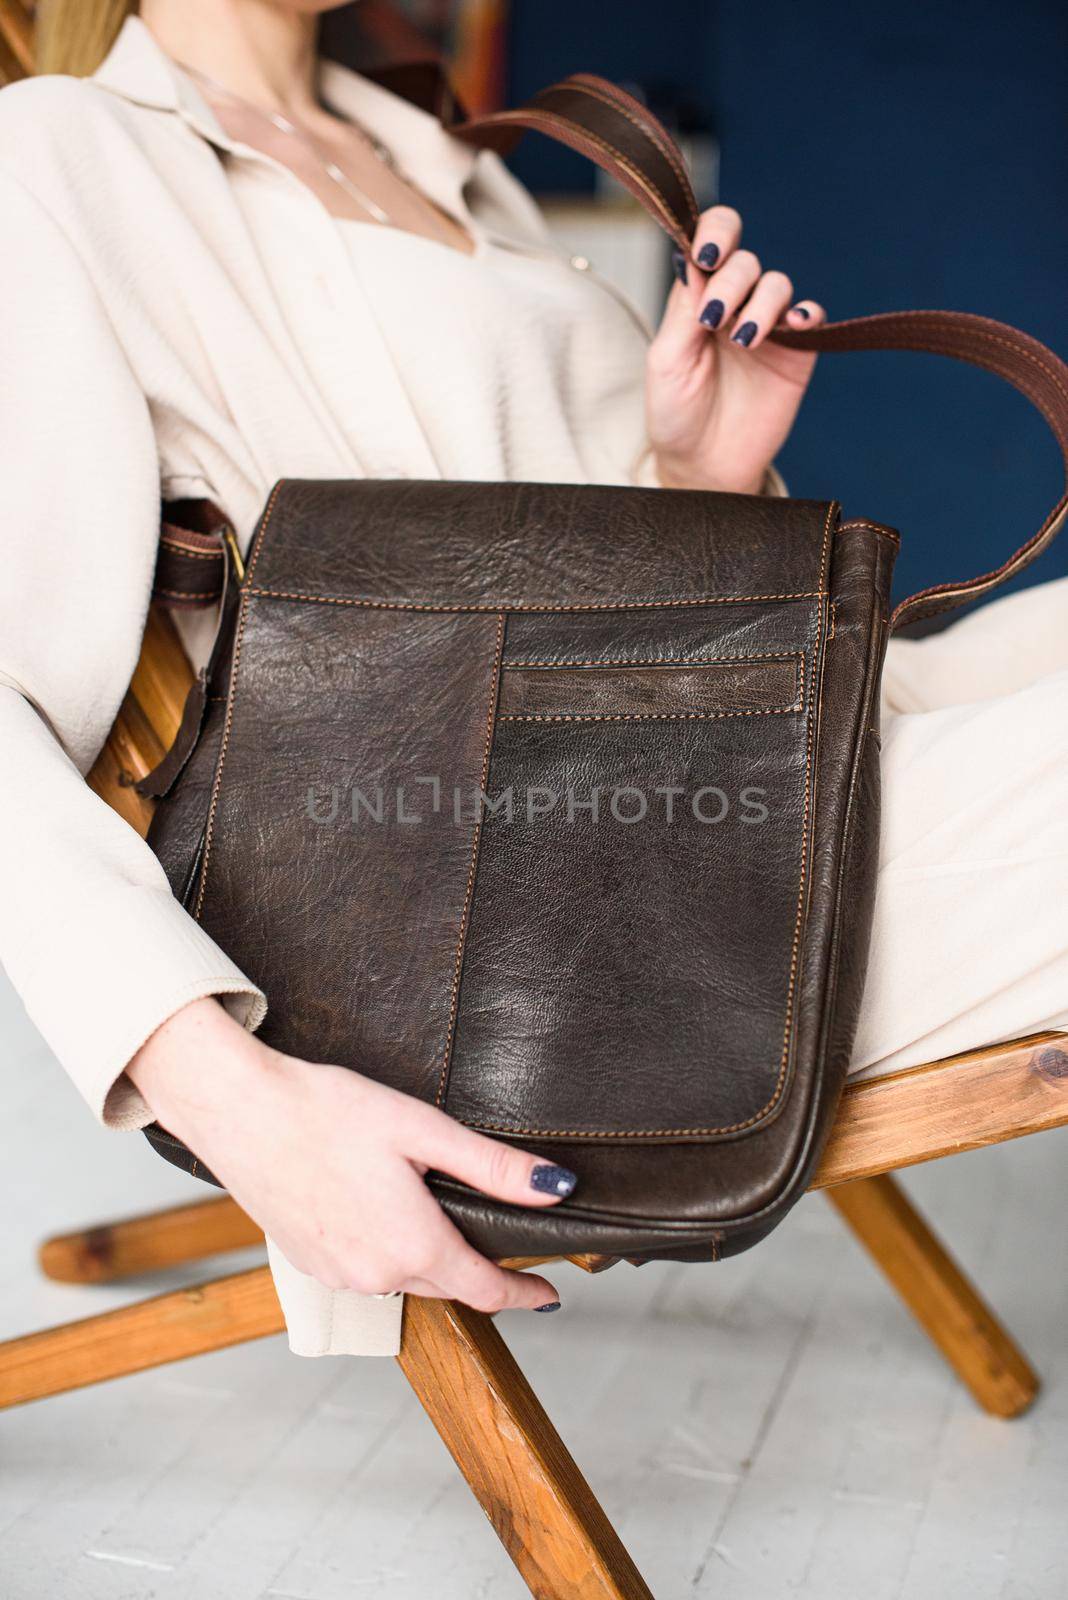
[93,16,480,220]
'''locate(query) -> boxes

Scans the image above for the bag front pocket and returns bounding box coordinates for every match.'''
[440,610,820,1143]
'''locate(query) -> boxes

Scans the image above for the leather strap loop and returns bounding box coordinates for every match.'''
[154,521,227,607]
[141,502,239,797]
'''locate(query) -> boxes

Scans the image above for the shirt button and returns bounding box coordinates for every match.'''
[569,254,592,272]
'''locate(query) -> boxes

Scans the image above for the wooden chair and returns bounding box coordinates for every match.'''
[4,17,1067,1596]
[0,0,32,83]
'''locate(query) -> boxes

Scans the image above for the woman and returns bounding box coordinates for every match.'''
[2,0,1066,1358]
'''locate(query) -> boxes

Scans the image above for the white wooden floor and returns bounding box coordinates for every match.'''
[2,966,1066,1600]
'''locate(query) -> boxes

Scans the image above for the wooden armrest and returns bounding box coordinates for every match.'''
[87,605,196,837]
[0,0,34,83]
[814,1031,1068,1188]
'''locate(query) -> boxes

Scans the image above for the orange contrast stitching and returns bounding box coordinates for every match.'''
[894,496,1068,626]
[498,705,801,724]
[158,542,224,561]
[839,520,901,547]
[502,650,801,669]
[562,77,695,215]
[467,107,680,238]
[247,587,825,614]
[435,613,506,1109]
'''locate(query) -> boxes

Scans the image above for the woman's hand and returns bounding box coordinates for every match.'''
[128,998,569,1312]
[646,205,826,496]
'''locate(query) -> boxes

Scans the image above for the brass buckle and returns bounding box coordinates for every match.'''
[221,524,246,585]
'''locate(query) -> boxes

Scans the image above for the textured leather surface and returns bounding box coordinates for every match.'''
[144,479,895,1258]
[242,478,828,604]
[496,658,801,719]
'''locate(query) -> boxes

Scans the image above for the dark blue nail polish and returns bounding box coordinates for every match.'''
[699,298,724,330]
[792,304,811,319]
[535,1301,562,1314]
[732,320,758,347]
[671,249,688,286]
[697,242,720,270]
[531,1163,577,1198]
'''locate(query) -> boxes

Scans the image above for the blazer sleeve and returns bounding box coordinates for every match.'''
[0,170,266,1130]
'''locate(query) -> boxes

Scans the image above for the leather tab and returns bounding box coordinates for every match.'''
[135,671,209,800]
[152,498,234,610]
[138,508,242,799]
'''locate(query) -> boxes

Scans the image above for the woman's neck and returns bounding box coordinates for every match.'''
[140,0,321,118]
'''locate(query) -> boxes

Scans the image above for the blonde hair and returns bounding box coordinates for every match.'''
[36,0,138,78]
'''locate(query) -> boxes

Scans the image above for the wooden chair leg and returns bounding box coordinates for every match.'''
[398,1295,653,1600]
[6,1265,651,1595]
[38,1197,264,1284]
[827,1173,1039,1418]
[0,1266,282,1410]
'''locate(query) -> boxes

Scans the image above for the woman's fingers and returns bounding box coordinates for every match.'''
[658,198,825,364]
[434,1240,560,1314]
[657,206,742,364]
[783,298,828,329]
[409,1102,578,1209]
[687,204,743,278]
[652,243,763,371]
[402,1194,561,1313]
[718,268,795,349]
[696,248,764,336]
[658,197,826,363]
[656,204,824,375]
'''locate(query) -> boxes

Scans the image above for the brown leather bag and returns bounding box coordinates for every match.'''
[138,78,1068,1264]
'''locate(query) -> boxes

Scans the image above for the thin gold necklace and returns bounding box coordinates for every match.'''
[174,59,410,226]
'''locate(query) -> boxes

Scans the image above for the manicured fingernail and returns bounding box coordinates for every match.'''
[791,304,811,319]
[697,242,720,270]
[732,320,758,347]
[699,298,724,330]
[531,1163,577,1198]
[671,249,688,285]
[535,1301,562,1314]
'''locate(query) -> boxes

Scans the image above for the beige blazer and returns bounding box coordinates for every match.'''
[0,15,692,1354]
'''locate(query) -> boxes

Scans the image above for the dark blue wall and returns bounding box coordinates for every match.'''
[508,0,1068,606]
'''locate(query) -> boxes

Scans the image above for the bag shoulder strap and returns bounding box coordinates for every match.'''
[455,74,701,249]
[773,312,1068,630]
[155,75,1068,632]
[458,77,1068,632]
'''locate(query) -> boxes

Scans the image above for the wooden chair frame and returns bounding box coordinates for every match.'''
[5,1033,1065,1599]
[4,25,1067,1596]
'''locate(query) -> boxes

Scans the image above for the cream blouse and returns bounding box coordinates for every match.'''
[0,16,686,1355]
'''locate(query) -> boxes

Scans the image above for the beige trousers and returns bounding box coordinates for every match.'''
[852,572,1068,1077]
[270,575,1068,1356]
